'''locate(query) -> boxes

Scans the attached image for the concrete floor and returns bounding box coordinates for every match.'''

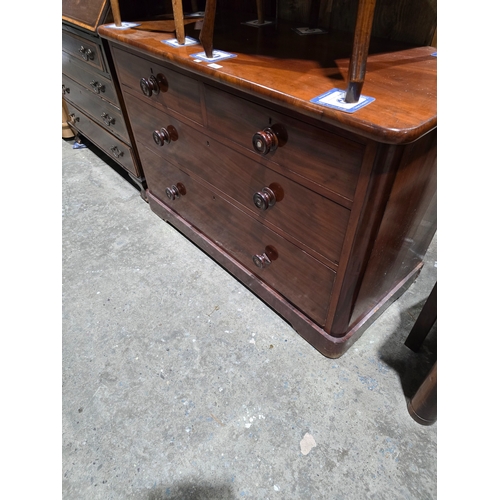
[62,137,437,499]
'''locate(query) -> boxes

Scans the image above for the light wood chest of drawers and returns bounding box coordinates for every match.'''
[98,22,437,357]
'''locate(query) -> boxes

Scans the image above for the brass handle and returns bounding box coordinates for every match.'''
[252,245,278,269]
[90,80,105,94]
[140,75,160,97]
[165,183,186,201]
[101,112,115,126]
[152,125,178,146]
[110,146,123,158]
[252,124,287,155]
[253,187,277,211]
[62,84,70,95]
[79,46,94,61]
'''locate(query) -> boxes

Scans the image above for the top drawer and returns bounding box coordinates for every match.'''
[111,46,204,125]
[204,85,365,203]
[62,50,117,106]
[62,30,105,73]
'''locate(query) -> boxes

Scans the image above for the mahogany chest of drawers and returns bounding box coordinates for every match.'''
[62,0,146,196]
[98,20,437,358]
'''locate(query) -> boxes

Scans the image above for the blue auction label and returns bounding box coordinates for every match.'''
[189,50,237,62]
[161,36,200,47]
[310,88,375,113]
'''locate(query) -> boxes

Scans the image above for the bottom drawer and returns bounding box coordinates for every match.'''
[139,142,336,325]
[65,101,139,177]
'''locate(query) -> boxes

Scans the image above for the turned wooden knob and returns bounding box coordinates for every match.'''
[165,182,186,201]
[153,125,178,146]
[252,124,288,155]
[253,187,276,210]
[252,252,272,269]
[165,185,180,201]
[252,128,278,155]
[140,75,160,97]
[252,245,278,269]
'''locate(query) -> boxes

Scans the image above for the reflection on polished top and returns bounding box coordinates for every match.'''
[98,14,436,145]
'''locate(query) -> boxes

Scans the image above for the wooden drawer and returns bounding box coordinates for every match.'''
[62,30,105,73]
[127,94,349,265]
[111,46,203,125]
[62,51,118,106]
[63,74,129,143]
[138,144,336,325]
[65,101,139,177]
[204,84,365,202]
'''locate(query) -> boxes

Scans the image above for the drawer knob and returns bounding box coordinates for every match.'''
[101,112,115,126]
[79,46,94,61]
[253,253,272,269]
[153,125,178,147]
[140,75,160,97]
[165,183,186,201]
[253,187,276,210]
[110,146,123,158]
[62,84,70,95]
[252,245,279,269]
[90,80,105,94]
[252,124,287,155]
[68,113,80,123]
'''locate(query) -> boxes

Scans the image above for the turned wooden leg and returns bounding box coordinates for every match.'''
[405,282,437,352]
[408,362,437,425]
[199,0,217,58]
[256,0,264,24]
[345,0,377,103]
[172,0,186,44]
[109,0,122,27]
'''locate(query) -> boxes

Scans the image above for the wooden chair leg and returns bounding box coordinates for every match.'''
[256,0,264,25]
[172,0,186,44]
[199,0,217,58]
[345,0,377,103]
[110,0,122,27]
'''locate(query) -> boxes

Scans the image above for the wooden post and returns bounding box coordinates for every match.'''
[308,0,321,29]
[109,0,122,27]
[408,362,437,425]
[345,0,377,103]
[256,0,264,25]
[200,0,217,58]
[172,0,186,44]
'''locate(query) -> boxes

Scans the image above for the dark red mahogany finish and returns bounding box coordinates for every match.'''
[98,15,436,357]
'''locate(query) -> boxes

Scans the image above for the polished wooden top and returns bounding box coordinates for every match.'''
[98,15,436,144]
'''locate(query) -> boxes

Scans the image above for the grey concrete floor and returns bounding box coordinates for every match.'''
[62,137,437,499]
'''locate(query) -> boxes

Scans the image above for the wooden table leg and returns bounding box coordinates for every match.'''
[199,0,217,58]
[345,0,377,103]
[172,0,186,44]
[408,362,437,425]
[405,282,437,352]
